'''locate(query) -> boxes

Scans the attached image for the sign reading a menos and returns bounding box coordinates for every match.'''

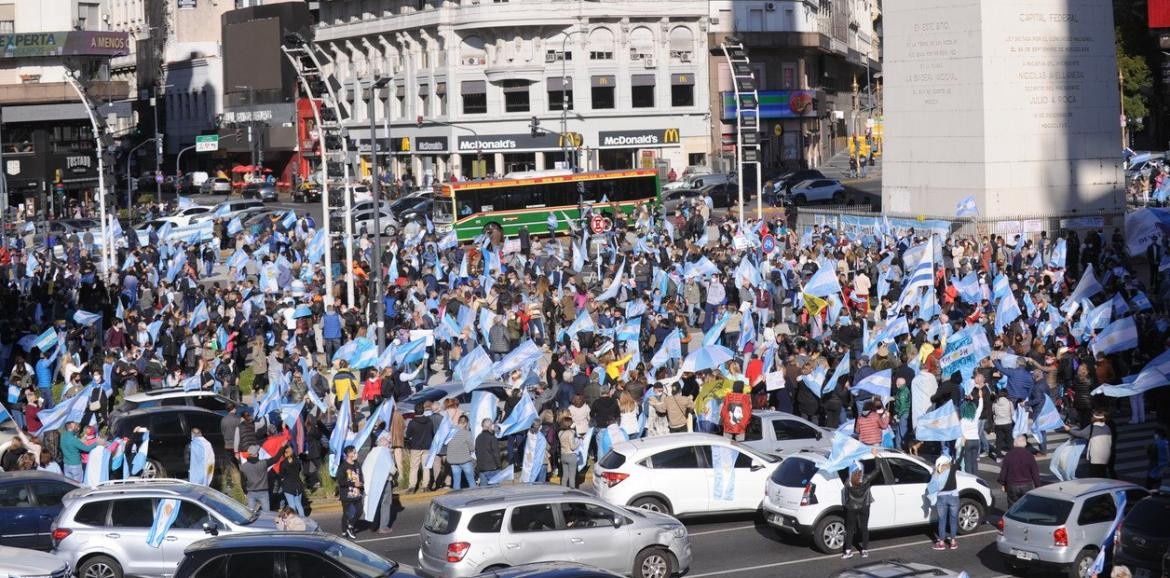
[0,31,131,58]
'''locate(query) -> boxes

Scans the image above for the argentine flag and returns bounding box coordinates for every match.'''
[1091,316,1138,356]
[915,400,961,442]
[954,195,977,217]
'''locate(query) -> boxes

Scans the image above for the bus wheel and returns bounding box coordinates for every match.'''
[483,222,503,243]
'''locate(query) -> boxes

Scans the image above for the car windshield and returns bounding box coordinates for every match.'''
[732,442,778,463]
[199,490,257,525]
[1005,495,1074,526]
[324,541,397,578]
[1123,498,1170,534]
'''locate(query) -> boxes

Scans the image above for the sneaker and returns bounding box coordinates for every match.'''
[841,550,854,560]
[861,550,869,558]
[932,541,946,550]
[343,528,357,540]
[949,539,959,550]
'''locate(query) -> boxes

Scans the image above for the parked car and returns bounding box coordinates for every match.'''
[832,559,965,577]
[330,207,400,238]
[200,177,232,195]
[109,406,230,480]
[242,182,278,202]
[389,194,430,217]
[697,182,738,209]
[52,479,319,578]
[0,471,81,550]
[175,531,408,578]
[773,169,827,195]
[1114,493,1170,578]
[159,206,213,227]
[473,562,623,577]
[115,388,237,417]
[330,184,373,206]
[787,179,846,205]
[591,432,778,517]
[293,182,322,204]
[996,479,1147,578]
[0,544,71,577]
[763,448,993,553]
[739,410,832,456]
[400,382,508,420]
[209,199,265,220]
[417,485,691,578]
[660,189,704,214]
[397,198,433,223]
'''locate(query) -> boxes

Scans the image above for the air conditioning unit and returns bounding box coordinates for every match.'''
[545,52,559,63]
[464,57,484,66]
[765,2,776,11]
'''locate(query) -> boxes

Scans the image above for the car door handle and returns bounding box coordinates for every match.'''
[569,538,584,544]
[165,536,178,542]
[105,533,120,539]
[506,543,520,549]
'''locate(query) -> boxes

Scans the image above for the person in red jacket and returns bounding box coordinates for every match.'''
[721,382,753,441]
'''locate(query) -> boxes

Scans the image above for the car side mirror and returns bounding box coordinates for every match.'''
[202,521,219,536]
[751,463,766,472]
[612,515,625,528]
[815,431,823,441]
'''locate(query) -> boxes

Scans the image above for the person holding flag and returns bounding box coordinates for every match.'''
[840,447,882,559]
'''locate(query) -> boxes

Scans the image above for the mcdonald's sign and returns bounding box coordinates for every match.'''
[400,137,411,152]
[662,128,680,144]
[599,129,682,148]
[558,132,584,148]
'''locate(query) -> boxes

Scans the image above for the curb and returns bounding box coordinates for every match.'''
[308,487,452,514]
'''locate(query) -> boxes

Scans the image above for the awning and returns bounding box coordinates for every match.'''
[419,83,430,96]
[671,73,695,86]
[461,80,486,94]
[631,74,656,87]
[502,81,531,93]
[591,75,615,88]
[436,82,447,95]
[395,85,405,98]
[547,77,572,91]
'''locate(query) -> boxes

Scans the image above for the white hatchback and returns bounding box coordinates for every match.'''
[761,448,993,553]
[591,433,778,517]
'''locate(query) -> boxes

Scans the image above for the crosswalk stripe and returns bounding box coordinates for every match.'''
[971,421,1158,480]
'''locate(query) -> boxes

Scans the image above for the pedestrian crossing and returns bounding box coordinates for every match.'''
[976,421,1159,482]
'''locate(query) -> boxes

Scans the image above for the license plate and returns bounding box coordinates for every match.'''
[1011,549,1037,561]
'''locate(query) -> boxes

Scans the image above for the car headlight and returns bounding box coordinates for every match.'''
[659,525,686,540]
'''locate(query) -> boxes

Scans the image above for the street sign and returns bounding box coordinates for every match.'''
[590,215,611,235]
[742,148,760,163]
[762,234,776,253]
[195,135,219,152]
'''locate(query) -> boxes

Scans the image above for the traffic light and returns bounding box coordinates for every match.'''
[529,116,540,138]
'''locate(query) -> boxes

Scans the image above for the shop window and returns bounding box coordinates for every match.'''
[631,74,655,108]
[548,78,573,112]
[671,85,693,107]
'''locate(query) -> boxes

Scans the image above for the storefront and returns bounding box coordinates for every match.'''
[391,135,450,186]
[454,133,562,178]
[2,111,101,218]
[720,89,819,169]
[596,128,683,171]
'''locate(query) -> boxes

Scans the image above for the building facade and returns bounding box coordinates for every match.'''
[707,0,880,171]
[314,0,710,183]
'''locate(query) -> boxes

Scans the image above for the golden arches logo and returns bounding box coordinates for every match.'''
[400,137,411,151]
[662,128,680,144]
[558,132,583,147]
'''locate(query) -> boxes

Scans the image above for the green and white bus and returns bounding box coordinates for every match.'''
[433,169,661,241]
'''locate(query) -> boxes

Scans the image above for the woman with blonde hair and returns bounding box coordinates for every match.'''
[618,391,640,438]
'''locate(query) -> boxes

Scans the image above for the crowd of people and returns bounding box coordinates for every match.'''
[0,183,1167,571]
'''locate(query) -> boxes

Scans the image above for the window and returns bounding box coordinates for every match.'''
[284,553,344,578]
[192,557,229,578]
[647,446,700,469]
[1078,494,1119,525]
[771,419,820,441]
[560,502,618,529]
[111,499,156,527]
[629,26,654,61]
[461,81,486,115]
[671,73,694,107]
[770,458,818,488]
[172,502,213,529]
[1006,495,1074,526]
[744,416,763,442]
[591,75,615,109]
[0,483,31,507]
[0,21,13,34]
[732,450,755,469]
[502,80,530,113]
[545,50,571,62]
[468,510,504,533]
[510,504,558,532]
[193,396,228,413]
[588,27,614,60]
[547,77,573,112]
[74,501,108,525]
[423,504,461,534]
[223,553,273,574]
[631,75,655,108]
[31,481,75,507]
[151,412,184,436]
[668,26,693,61]
[885,459,931,485]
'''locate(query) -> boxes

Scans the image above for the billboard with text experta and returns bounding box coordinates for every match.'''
[0,31,130,58]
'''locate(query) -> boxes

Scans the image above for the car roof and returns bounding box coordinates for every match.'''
[185,531,353,554]
[1026,478,1142,500]
[834,559,959,577]
[778,446,925,466]
[610,432,733,455]
[65,479,219,502]
[0,470,79,485]
[124,388,224,402]
[434,483,593,509]
[112,404,221,425]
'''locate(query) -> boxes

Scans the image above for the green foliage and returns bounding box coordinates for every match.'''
[238,367,255,396]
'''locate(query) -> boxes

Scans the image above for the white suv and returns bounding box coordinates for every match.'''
[761,448,993,553]
[592,433,778,517]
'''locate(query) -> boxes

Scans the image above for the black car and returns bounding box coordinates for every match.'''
[110,406,229,482]
[474,562,623,577]
[242,182,278,202]
[700,183,739,209]
[174,531,415,578]
[1114,494,1170,575]
[0,471,80,550]
[293,184,322,204]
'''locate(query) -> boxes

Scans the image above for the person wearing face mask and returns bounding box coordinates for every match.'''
[855,398,889,446]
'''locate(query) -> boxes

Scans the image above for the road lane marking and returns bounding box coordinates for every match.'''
[684,528,998,577]
[689,525,758,537]
[356,532,420,543]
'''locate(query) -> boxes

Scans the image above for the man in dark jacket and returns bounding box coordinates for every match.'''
[931,372,962,408]
[219,403,241,453]
[475,420,502,485]
[404,403,435,492]
[337,445,364,539]
[590,388,620,428]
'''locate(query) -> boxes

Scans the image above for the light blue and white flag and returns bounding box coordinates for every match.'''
[72,310,102,327]
[32,386,93,434]
[146,499,181,548]
[1049,440,1086,481]
[819,431,874,475]
[328,394,352,476]
[454,345,494,393]
[188,301,209,329]
[1048,238,1067,269]
[650,329,683,370]
[227,217,243,236]
[824,352,851,396]
[852,369,892,400]
[954,195,977,217]
[803,265,842,298]
[915,401,961,442]
[1062,264,1105,313]
[1092,316,1138,356]
[995,292,1021,335]
[522,433,549,483]
[702,313,730,347]
[1087,492,1127,577]
[188,436,215,486]
[131,431,151,475]
[426,415,456,469]
[469,391,497,439]
[596,423,627,461]
[801,365,829,398]
[576,427,594,471]
[496,391,537,438]
[491,340,542,380]
[596,260,626,302]
[33,328,58,353]
[1032,395,1064,433]
[711,445,737,501]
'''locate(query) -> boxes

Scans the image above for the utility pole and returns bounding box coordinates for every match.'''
[366,76,390,350]
[152,84,163,203]
[560,28,585,171]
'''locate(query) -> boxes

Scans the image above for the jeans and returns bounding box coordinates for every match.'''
[323,338,341,362]
[977,419,989,455]
[844,507,870,551]
[283,492,304,517]
[246,491,268,512]
[478,469,501,486]
[343,499,360,530]
[560,453,578,488]
[961,439,980,475]
[64,464,83,483]
[936,493,960,540]
[39,387,54,409]
[894,417,909,450]
[451,461,475,489]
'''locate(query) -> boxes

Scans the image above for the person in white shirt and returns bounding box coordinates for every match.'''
[958,390,984,474]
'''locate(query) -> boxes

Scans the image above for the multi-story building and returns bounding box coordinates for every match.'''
[163,0,236,168]
[314,0,710,183]
[0,0,130,217]
[707,0,880,171]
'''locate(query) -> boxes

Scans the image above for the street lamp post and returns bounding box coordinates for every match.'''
[63,71,111,275]
[560,28,586,171]
[174,143,197,181]
[365,76,391,350]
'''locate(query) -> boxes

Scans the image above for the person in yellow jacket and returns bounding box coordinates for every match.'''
[332,359,360,403]
[606,353,633,380]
